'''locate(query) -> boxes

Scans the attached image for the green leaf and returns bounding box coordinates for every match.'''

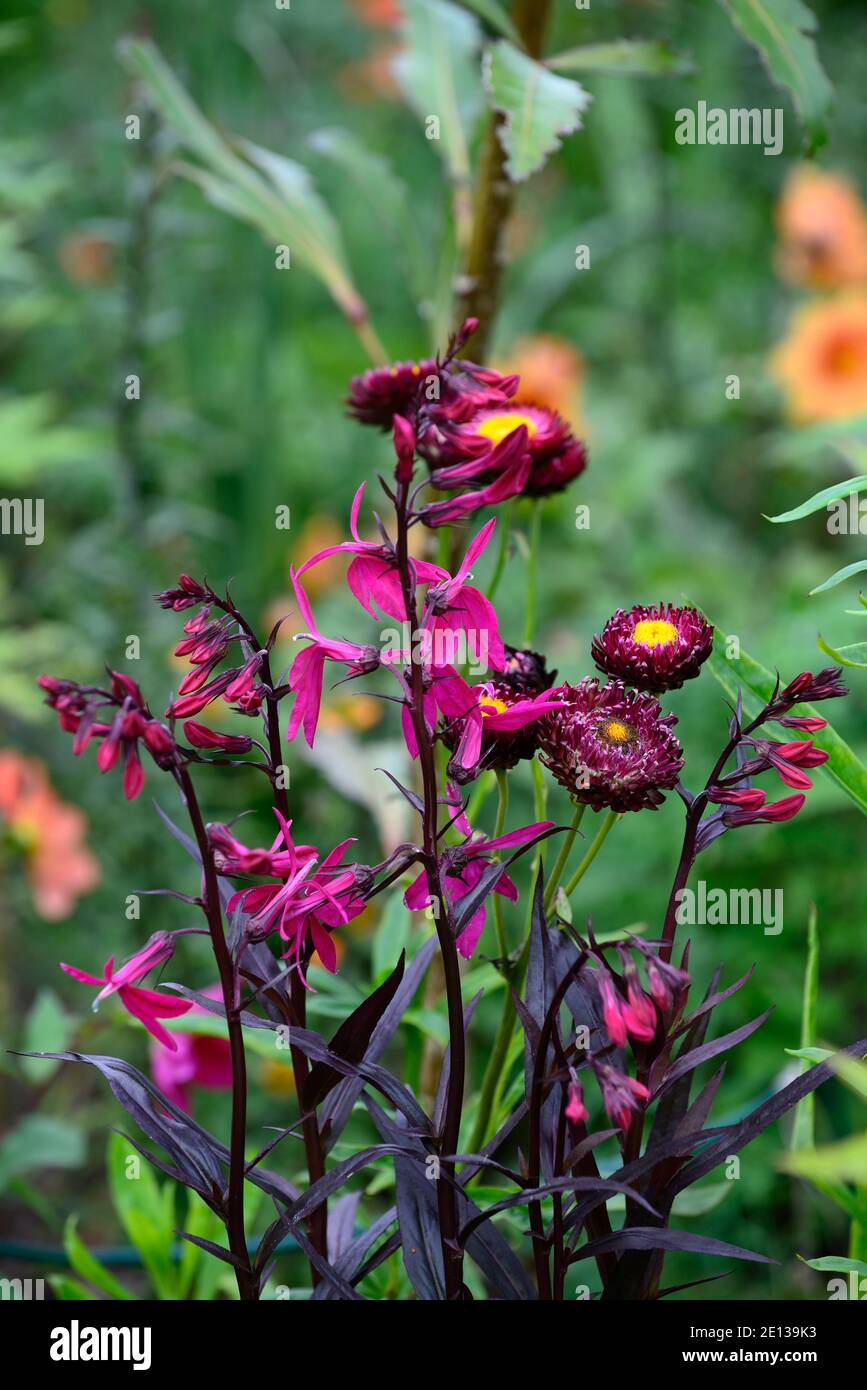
[765,474,867,524]
[372,891,411,985]
[716,0,832,151]
[785,1045,833,1064]
[816,636,867,670]
[20,989,73,1083]
[119,39,368,325]
[791,905,819,1151]
[456,0,519,43]
[0,1115,85,1191]
[106,1132,177,1299]
[705,628,867,817]
[484,40,591,183]
[810,560,867,596]
[50,1275,95,1300]
[547,39,694,78]
[829,1054,867,1105]
[783,1133,867,1185]
[63,1216,135,1301]
[393,0,481,187]
[799,1255,867,1275]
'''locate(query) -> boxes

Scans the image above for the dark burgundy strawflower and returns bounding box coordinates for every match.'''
[538,678,683,812]
[591,603,713,694]
[500,643,557,695]
[346,358,439,427]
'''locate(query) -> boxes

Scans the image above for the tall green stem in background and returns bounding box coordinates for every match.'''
[522,501,542,647]
[454,0,553,357]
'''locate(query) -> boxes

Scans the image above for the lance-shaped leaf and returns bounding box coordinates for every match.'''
[810,560,867,596]
[285,1024,433,1134]
[21,1052,226,1202]
[320,937,438,1148]
[653,1007,774,1102]
[312,1206,398,1301]
[365,1097,536,1301]
[667,1034,867,1197]
[547,39,694,78]
[569,1226,775,1266]
[716,0,832,151]
[304,952,406,1109]
[484,40,591,183]
[119,39,370,326]
[765,473,867,524]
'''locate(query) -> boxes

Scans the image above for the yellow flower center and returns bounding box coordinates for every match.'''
[602,719,631,744]
[475,411,539,446]
[481,695,510,717]
[632,618,678,648]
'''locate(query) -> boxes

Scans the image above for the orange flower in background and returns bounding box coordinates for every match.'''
[349,0,402,25]
[0,750,99,919]
[497,335,585,432]
[290,515,345,598]
[337,42,402,104]
[57,230,115,286]
[770,295,867,424]
[775,167,867,290]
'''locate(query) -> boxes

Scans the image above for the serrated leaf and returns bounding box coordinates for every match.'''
[393,0,481,186]
[484,40,591,183]
[548,39,694,78]
[765,474,867,523]
[716,0,832,151]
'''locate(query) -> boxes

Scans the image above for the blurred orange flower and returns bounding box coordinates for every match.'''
[57,231,115,285]
[318,693,383,734]
[0,750,99,919]
[349,0,402,25]
[497,335,585,431]
[770,295,867,424]
[290,515,345,598]
[337,42,402,104]
[775,168,867,290]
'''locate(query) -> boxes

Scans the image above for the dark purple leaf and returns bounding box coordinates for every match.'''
[305,952,406,1109]
[653,1007,773,1100]
[569,1226,775,1266]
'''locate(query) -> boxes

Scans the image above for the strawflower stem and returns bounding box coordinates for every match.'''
[491,770,510,958]
[543,802,586,913]
[522,500,541,648]
[562,809,620,899]
[486,498,513,602]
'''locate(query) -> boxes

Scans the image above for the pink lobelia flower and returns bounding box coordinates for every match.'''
[443,677,566,784]
[421,516,506,672]
[404,789,553,958]
[296,481,449,621]
[150,984,232,1111]
[286,569,384,746]
[226,810,367,983]
[61,933,192,1050]
[595,1063,651,1132]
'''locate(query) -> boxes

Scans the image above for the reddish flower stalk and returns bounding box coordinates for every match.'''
[392,428,468,1301]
